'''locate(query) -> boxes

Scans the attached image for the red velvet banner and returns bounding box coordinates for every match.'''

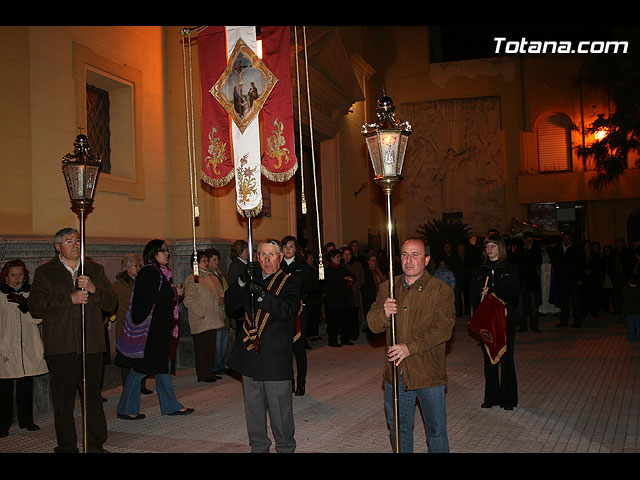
[260,26,298,182]
[469,293,507,364]
[198,26,235,187]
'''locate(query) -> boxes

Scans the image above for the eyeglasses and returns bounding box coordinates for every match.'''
[61,238,81,246]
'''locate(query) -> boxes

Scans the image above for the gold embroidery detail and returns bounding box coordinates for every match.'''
[204,126,226,176]
[265,117,290,169]
[236,154,258,206]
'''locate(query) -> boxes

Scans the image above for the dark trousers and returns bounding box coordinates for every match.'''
[293,310,307,389]
[0,376,35,430]
[45,352,107,453]
[305,304,321,338]
[346,306,360,340]
[242,375,295,453]
[557,283,583,326]
[482,316,518,408]
[192,329,217,382]
[518,291,539,331]
[325,307,349,344]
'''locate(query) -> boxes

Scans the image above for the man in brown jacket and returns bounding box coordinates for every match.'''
[367,237,455,453]
[28,227,117,453]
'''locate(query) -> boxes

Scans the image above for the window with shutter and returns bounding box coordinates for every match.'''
[536,113,573,172]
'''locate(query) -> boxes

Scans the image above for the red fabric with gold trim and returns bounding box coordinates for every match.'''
[260,26,298,182]
[198,26,235,187]
[469,293,507,364]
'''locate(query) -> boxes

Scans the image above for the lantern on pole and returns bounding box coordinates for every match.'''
[362,94,411,453]
[61,132,102,454]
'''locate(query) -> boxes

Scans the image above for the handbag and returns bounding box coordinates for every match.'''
[116,264,162,359]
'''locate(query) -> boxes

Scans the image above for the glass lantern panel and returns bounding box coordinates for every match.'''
[365,135,383,176]
[380,130,400,177]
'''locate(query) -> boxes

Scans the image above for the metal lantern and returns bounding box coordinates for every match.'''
[61,132,102,454]
[62,134,102,211]
[362,95,411,453]
[362,95,411,189]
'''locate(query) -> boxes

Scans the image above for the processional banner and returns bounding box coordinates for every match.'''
[198,25,298,217]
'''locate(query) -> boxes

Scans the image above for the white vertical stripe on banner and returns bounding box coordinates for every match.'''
[226,26,263,216]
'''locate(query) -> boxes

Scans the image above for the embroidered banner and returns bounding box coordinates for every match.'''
[260,26,298,182]
[198,26,235,188]
[198,26,298,216]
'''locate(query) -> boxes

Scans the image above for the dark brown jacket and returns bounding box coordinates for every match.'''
[367,271,455,391]
[27,255,117,357]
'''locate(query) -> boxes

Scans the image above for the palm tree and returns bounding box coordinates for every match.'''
[574,27,640,189]
[416,218,472,266]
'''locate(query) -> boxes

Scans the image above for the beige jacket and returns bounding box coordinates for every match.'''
[0,289,49,379]
[183,273,224,335]
[366,271,455,391]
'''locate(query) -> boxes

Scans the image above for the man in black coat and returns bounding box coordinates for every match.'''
[226,239,301,453]
[226,240,249,332]
[550,231,585,327]
[516,232,542,332]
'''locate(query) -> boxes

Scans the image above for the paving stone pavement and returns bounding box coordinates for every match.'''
[1,312,638,454]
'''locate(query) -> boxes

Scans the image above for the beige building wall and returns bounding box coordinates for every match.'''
[0,26,297,248]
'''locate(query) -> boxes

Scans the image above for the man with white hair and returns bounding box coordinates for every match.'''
[226,239,301,453]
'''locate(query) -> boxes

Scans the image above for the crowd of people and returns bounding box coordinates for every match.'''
[0,225,638,453]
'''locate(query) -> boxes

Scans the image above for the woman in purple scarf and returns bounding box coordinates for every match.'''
[115,239,193,419]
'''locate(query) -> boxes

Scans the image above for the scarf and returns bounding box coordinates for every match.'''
[241,269,294,352]
[156,262,180,339]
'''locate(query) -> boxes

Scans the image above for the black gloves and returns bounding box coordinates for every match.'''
[240,261,259,284]
[7,292,29,314]
[7,292,26,305]
[248,281,266,298]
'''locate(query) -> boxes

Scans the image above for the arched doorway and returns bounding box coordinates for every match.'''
[628,208,640,245]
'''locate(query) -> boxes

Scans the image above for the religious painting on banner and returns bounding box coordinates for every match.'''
[198,25,298,217]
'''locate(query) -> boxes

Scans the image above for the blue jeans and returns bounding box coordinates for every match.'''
[627,314,640,341]
[117,363,184,416]
[384,375,449,453]
[214,329,229,372]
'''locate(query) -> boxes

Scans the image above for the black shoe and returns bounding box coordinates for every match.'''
[328,342,343,347]
[0,428,8,438]
[200,377,217,383]
[295,387,305,396]
[481,402,498,408]
[24,423,40,431]
[117,413,146,420]
[503,405,514,411]
[168,408,194,416]
[341,340,354,346]
[141,387,154,395]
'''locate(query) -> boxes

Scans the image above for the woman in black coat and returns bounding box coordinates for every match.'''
[115,239,193,419]
[470,233,520,410]
[323,249,355,347]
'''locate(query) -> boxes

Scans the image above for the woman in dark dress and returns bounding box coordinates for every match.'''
[470,233,520,411]
[115,239,193,419]
[323,249,355,347]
